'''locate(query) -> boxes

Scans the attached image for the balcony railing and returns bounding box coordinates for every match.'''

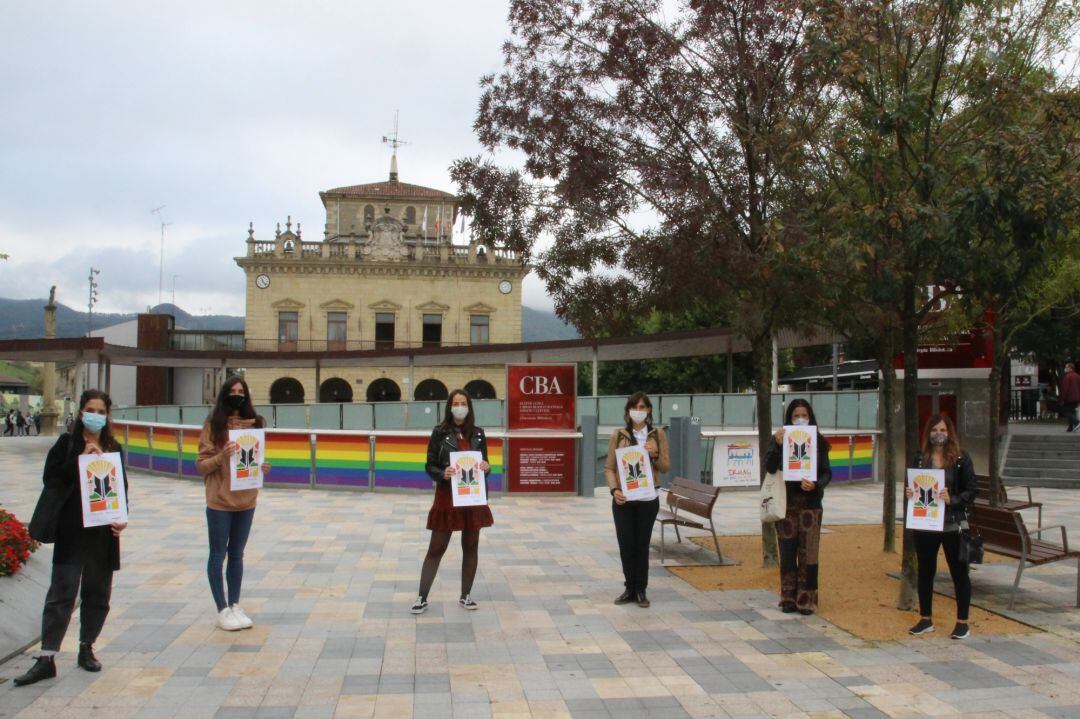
[169,332,499,353]
[242,237,524,266]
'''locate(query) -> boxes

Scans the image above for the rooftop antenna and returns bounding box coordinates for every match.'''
[151,205,172,307]
[381,110,407,182]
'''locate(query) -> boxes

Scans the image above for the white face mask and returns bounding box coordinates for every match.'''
[793,417,810,426]
[450,405,469,420]
[629,409,648,424]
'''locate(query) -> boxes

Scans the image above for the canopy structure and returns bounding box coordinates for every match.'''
[0,326,841,370]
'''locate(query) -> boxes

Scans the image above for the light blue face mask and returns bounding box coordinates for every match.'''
[82,411,107,433]
[793,417,810,426]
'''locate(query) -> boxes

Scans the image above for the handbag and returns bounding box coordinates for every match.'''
[28,485,70,543]
[760,470,786,523]
[958,518,984,564]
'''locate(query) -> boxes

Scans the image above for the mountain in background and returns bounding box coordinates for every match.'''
[522,306,579,342]
[0,297,580,343]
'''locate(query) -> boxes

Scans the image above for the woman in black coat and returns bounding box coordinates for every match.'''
[410,389,493,614]
[906,413,978,639]
[764,399,832,615]
[16,390,128,687]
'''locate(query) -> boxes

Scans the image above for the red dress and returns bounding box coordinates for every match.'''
[426,434,494,532]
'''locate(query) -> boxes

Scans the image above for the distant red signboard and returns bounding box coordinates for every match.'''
[506,364,576,430]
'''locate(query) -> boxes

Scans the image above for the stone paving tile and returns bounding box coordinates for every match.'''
[3,436,1080,718]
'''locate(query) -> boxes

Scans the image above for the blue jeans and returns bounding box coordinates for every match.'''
[206,507,255,611]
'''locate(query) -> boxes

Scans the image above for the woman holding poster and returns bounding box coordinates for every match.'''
[197,377,270,632]
[412,389,493,614]
[906,413,977,639]
[604,392,670,608]
[16,390,127,687]
[764,399,831,615]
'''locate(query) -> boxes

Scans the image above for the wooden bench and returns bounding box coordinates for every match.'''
[969,504,1079,609]
[974,474,1042,527]
[657,477,723,564]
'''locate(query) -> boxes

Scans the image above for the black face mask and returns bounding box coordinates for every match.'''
[225,394,247,411]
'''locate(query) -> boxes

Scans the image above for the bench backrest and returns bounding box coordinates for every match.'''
[666,477,721,519]
[971,503,1027,553]
[975,474,1008,503]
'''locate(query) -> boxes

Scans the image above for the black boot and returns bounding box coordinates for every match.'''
[14,656,56,686]
[613,589,635,605]
[77,643,102,672]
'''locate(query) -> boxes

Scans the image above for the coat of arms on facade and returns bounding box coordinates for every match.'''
[362,212,409,261]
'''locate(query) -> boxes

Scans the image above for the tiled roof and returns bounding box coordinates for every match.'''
[321,180,456,201]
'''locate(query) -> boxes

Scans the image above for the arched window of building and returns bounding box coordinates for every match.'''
[269,377,305,404]
[319,377,353,403]
[405,206,416,224]
[464,379,497,400]
[414,379,448,401]
[366,378,401,402]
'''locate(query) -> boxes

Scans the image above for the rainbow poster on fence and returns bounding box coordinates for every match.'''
[314,434,370,487]
[850,435,875,481]
[374,436,504,491]
[78,452,128,527]
[180,429,201,479]
[151,427,179,475]
[125,425,150,470]
[263,432,311,485]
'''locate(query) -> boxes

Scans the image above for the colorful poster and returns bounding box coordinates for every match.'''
[783,425,818,483]
[449,451,488,507]
[615,445,657,501]
[78,452,128,528]
[905,468,946,532]
[712,438,760,488]
[229,428,265,491]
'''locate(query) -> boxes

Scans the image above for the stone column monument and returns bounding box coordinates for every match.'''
[39,286,60,435]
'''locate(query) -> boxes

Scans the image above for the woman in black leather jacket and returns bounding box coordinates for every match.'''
[906,413,978,640]
[410,389,493,614]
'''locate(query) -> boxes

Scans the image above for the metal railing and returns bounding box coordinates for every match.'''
[243,237,524,265]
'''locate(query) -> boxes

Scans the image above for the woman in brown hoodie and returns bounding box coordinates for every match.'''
[604,391,670,608]
[197,376,270,631]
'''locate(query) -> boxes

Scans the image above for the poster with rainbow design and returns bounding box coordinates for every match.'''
[615,445,657,501]
[449,451,487,507]
[229,428,265,491]
[78,452,128,527]
[905,468,945,532]
[783,425,818,483]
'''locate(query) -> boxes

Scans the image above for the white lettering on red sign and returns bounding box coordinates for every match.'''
[518,376,564,395]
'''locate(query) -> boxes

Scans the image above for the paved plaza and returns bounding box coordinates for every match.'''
[2,436,1080,719]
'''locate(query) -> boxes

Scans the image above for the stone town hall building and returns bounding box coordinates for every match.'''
[236,158,526,405]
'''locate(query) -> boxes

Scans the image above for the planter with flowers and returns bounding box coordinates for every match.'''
[0,508,39,577]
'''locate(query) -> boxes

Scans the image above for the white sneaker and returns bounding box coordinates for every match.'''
[230,604,254,629]
[216,607,244,631]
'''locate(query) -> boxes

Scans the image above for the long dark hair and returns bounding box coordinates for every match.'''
[624,391,654,434]
[920,413,961,467]
[783,398,830,452]
[73,389,120,451]
[439,388,476,437]
[209,376,260,446]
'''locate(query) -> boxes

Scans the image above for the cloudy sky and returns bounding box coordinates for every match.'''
[0,1,553,315]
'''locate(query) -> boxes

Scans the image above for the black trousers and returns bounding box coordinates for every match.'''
[914,529,971,621]
[41,556,114,652]
[1065,401,1079,431]
[612,497,659,591]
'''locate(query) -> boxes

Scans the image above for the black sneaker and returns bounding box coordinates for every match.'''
[613,589,635,605]
[636,591,650,608]
[951,622,970,639]
[410,596,428,614]
[908,618,935,635]
[780,603,797,613]
[459,595,478,610]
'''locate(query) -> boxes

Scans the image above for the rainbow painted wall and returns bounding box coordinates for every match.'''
[151,427,180,475]
[374,436,504,491]
[314,434,370,487]
[123,424,150,470]
[264,432,312,485]
[826,433,876,482]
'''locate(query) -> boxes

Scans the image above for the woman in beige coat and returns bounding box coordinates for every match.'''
[604,391,670,607]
